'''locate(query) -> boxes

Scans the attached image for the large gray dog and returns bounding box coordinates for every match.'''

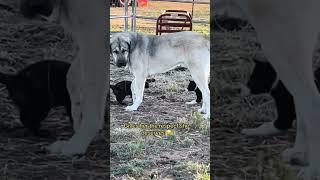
[111,31,210,119]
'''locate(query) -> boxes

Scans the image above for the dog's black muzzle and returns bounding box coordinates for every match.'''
[116,61,127,67]
[20,0,54,18]
[115,57,127,67]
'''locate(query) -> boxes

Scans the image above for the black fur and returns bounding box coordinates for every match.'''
[111,79,154,105]
[247,59,277,94]
[0,60,72,135]
[247,60,320,130]
[187,80,203,103]
[20,0,55,18]
[213,15,251,31]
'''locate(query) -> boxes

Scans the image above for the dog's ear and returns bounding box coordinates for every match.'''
[127,33,137,53]
[110,34,117,47]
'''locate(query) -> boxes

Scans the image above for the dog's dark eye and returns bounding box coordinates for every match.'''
[113,50,119,54]
[121,49,126,53]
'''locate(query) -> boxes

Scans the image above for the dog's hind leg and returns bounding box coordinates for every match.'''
[188,68,210,118]
[188,51,210,119]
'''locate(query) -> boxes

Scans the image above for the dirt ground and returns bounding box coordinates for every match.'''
[212,24,320,179]
[110,60,210,179]
[0,1,107,179]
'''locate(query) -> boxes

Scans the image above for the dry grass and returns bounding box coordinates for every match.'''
[110,63,210,179]
[110,1,210,35]
[0,1,107,179]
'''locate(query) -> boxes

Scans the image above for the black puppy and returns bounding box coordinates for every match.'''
[0,60,72,135]
[110,79,155,105]
[187,80,202,103]
[246,59,320,131]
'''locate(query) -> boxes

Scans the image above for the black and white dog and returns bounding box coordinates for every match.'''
[242,59,320,136]
[111,79,155,105]
[0,60,72,136]
[186,80,203,104]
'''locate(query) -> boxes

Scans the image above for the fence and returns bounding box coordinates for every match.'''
[110,0,210,32]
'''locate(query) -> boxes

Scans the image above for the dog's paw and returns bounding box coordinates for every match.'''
[186,100,197,105]
[198,107,206,114]
[47,140,86,156]
[298,166,320,180]
[125,105,138,111]
[47,140,67,153]
[241,122,284,136]
[282,147,308,165]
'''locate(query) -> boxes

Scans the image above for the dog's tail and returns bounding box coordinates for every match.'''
[0,72,14,86]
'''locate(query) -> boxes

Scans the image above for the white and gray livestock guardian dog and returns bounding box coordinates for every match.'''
[217,0,320,179]
[20,0,107,155]
[110,31,210,119]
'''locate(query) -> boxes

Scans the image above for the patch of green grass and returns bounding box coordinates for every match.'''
[111,127,141,143]
[112,159,151,177]
[190,111,210,135]
[186,161,210,180]
[166,81,179,92]
[181,137,194,148]
[111,141,145,161]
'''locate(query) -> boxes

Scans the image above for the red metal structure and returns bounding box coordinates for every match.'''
[156,10,193,35]
[110,0,147,7]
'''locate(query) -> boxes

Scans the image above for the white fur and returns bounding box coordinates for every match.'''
[241,122,284,136]
[111,32,210,119]
[47,0,107,155]
[186,100,197,105]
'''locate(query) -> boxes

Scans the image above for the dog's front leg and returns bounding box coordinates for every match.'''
[131,79,136,102]
[47,0,107,156]
[66,57,82,132]
[125,76,146,111]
